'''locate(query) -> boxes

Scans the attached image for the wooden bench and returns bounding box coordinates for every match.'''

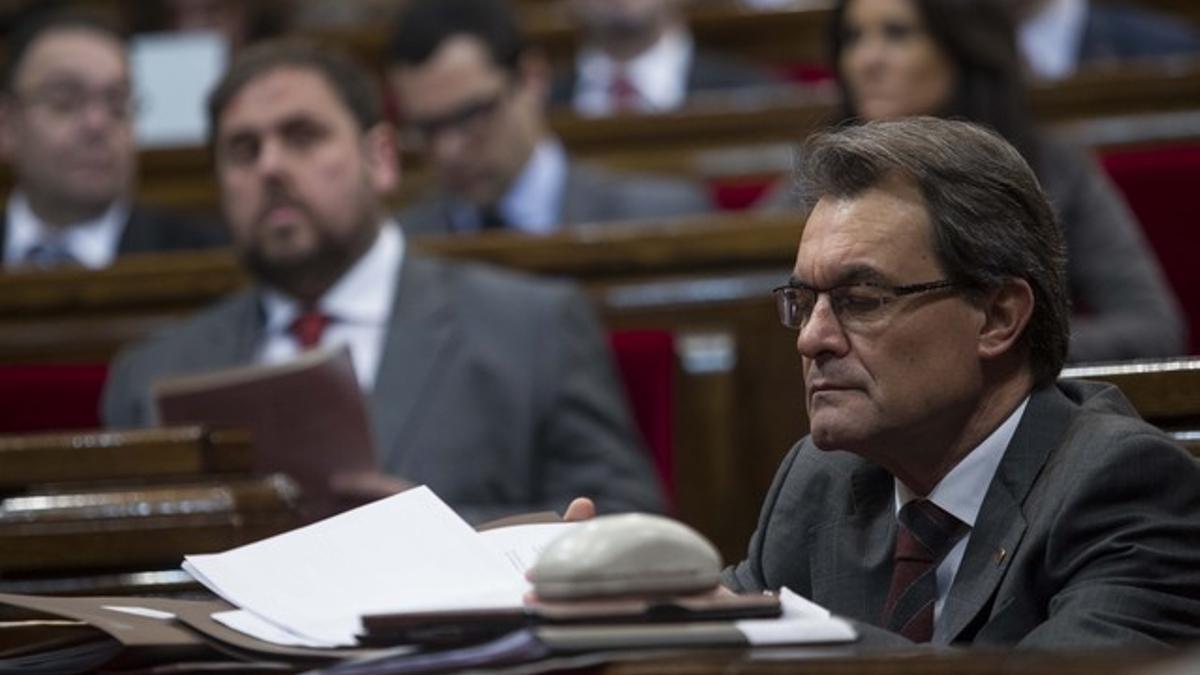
[1061,358,1200,457]
[0,426,302,595]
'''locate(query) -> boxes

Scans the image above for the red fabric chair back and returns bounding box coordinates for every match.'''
[1100,143,1200,353]
[607,330,676,507]
[0,364,109,433]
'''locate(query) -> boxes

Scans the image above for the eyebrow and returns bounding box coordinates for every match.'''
[788,264,894,288]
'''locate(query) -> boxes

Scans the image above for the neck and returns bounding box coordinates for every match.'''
[884,367,1034,496]
[599,20,673,63]
[22,188,112,229]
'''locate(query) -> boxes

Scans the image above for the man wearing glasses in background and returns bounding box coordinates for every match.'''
[0,10,225,271]
[717,118,1200,646]
[387,0,712,236]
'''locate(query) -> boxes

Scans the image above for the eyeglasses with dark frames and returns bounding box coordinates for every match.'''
[772,279,961,331]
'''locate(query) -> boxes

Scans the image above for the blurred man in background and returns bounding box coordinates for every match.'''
[0,10,224,270]
[388,0,713,236]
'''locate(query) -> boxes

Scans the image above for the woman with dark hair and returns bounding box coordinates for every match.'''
[767,0,1185,362]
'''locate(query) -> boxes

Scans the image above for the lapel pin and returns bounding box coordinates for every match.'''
[995,547,1007,565]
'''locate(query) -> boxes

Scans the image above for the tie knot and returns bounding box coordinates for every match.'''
[289,309,332,350]
[24,241,80,268]
[895,499,968,563]
[610,70,641,111]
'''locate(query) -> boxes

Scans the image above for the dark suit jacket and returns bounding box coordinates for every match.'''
[1079,3,1200,64]
[102,254,665,524]
[398,159,712,236]
[0,203,228,265]
[550,49,781,109]
[723,380,1200,647]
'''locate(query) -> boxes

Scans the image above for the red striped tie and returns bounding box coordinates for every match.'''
[610,70,640,112]
[289,309,331,350]
[880,499,968,642]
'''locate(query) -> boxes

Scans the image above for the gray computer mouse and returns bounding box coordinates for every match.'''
[528,513,722,600]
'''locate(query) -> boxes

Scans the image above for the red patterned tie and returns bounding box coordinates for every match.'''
[880,499,968,642]
[610,69,640,112]
[289,309,331,350]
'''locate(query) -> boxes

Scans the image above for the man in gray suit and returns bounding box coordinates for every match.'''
[386,0,712,236]
[102,40,664,524]
[720,118,1200,646]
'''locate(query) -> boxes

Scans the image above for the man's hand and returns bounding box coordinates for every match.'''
[563,497,596,521]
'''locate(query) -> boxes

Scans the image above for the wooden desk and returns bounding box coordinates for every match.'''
[597,647,1180,675]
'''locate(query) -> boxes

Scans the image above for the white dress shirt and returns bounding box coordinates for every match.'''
[893,396,1030,633]
[450,138,567,235]
[1019,0,1089,80]
[4,191,127,269]
[573,28,693,117]
[257,221,404,391]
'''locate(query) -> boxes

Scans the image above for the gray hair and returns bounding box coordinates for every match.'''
[797,117,1069,387]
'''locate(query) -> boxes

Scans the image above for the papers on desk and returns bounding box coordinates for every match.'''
[182,486,856,655]
[183,486,576,647]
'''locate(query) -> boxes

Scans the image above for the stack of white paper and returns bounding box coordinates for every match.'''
[183,486,575,647]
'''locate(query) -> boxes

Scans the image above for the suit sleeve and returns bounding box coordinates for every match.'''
[1016,432,1200,647]
[101,345,156,429]
[721,441,804,592]
[528,286,666,517]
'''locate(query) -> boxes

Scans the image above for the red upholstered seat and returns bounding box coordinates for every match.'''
[1100,143,1200,354]
[0,364,109,433]
[607,330,676,507]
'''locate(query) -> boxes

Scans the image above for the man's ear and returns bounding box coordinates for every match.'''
[363,122,400,195]
[978,278,1035,360]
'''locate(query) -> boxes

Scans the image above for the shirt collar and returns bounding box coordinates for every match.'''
[894,396,1030,527]
[576,27,693,113]
[497,138,567,234]
[450,138,567,234]
[5,191,128,269]
[260,220,405,333]
[1019,0,1088,79]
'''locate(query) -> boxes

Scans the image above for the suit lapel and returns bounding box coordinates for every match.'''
[115,207,145,254]
[809,462,896,624]
[939,386,1076,642]
[367,256,455,466]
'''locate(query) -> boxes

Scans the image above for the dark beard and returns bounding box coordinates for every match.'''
[242,217,378,304]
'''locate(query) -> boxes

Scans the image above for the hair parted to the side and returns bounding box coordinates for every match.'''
[797,117,1069,386]
[388,0,525,73]
[1,7,127,94]
[207,39,382,146]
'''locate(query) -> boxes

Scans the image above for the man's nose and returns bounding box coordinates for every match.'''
[429,127,470,165]
[796,295,850,359]
[77,99,123,133]
[255,137,289,177]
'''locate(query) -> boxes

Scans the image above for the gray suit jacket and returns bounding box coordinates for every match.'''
[102,255,665,524]
[398,158,712,236]
[723,380,1200,647]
